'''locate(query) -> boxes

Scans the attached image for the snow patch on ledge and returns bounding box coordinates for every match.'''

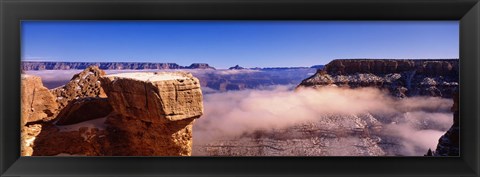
[21,74,34,79]
[57,117,107,132]
[106,72,188,82]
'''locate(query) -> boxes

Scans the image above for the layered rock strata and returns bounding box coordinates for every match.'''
[298,59,458,98]
[100,72,204,155]
[21,75,58,125]
[21,75,59,156]
[22,69,204,156]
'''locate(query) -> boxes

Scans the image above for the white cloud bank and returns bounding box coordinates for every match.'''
[193,86,453,156]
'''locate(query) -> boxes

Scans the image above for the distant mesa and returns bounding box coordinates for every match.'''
[186,63,216,70]
[229,65,245,70]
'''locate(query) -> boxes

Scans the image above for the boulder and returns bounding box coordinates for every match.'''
[51,65,107,110]
[101,72,203,123]
[100,72,204,156]
[21,75,58,125]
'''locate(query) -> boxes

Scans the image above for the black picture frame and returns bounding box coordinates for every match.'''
[1,0,479,176]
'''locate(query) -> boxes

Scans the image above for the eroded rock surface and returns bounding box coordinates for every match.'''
[100,72,203,155]
[29,71,204,156]
[32,119,108,156]
[21,75,58,125]
[21,75,59,156]
[51,66,107,110]
[101,72,203,123]
[298,59,458,98]
[55,97,113,125]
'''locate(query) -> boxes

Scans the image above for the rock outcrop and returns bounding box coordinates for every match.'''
[21,75,58,125]
[21,75,58,156]
[100,72,203,155]
[298,59,459,98]
[432,91,459,156]
[51,66,107,110]
[101,72,203,122]
[27,71,204,156]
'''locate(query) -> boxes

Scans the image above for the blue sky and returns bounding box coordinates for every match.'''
[22,21,459,69]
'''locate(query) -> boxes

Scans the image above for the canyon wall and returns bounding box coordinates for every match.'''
[298,59,460,156]
[430,91,459,156]
[21,66,204,156]
[298,59,459,98]
[21,75,58,156]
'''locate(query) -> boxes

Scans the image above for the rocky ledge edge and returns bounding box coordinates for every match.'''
[21,66,204,156]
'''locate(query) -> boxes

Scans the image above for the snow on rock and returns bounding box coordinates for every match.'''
[50,65,107,110]
[105,72,189,82]
[57,117,107,132]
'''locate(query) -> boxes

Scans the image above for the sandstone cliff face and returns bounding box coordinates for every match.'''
[21,75,59,156]
[100,72,203,156]
[21,75,58,125]
[298,59,458,98]
[101,72,203,123]
[27,71,204,156]
[50,66,107,110]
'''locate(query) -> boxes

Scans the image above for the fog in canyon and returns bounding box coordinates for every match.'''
[26,69,452,156]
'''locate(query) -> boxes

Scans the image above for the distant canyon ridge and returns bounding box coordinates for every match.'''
[21,61,324,70]
[22,61,322,91]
